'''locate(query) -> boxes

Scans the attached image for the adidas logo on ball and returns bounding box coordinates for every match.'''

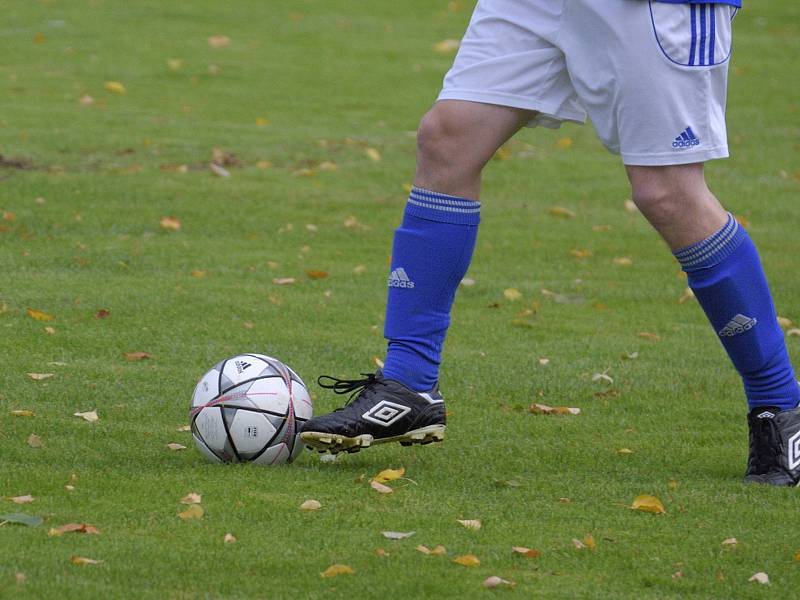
[234,360,252,374]
[388,267,415,289]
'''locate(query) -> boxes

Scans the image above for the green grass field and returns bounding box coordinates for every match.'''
[2,1,800,598]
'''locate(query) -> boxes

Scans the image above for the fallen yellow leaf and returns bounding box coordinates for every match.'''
[74,410,98,423]
[748,572,769,585]
[255,117,269,127]
[557,137,573,150]
[223,533,237,544]
[549,206,576,218]
[483,576,515,589]
[612,257,633,266]
[26,308,54,321]
[180,493,202,505]
[103,81,126,94]
[372,467,405,484]
[321,564,353,578]
[631,494,666,514]
[453,554,480,567]
[305,270,328,280]
[166,443,186,451]
[370,480,393,494]
[503,288,522,301]
[178,504,204,520]
[208,35,231,48]
[27,434,42,448]
[299,499,321,511]
[365,147,381,162]
[457,519,481,530]
[160,216,181,231]
[124,351,151,361]
[512,546,541,558]
[431,545,447,555]
[11,410,35,417]
[9,495,34,504]
[71,556,103,566]
[433,39,460,53]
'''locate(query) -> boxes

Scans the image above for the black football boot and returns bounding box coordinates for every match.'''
[299,370,445,454]
[744,406,800,486]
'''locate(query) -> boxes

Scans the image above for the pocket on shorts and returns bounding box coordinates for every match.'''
[649,2,735,67]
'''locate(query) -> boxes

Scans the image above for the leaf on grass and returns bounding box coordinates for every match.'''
[777,316,794,329]
[178,504,204,520]
[94,309,110,319]
[0,513,43,527]
[299,499,321,511]
[103,81,126,94]
[306,270,328,280]
[638,332,661,342]
[27,308,54,321]
[557,137,573,150]
[549,206,576,219]
[44,327,56,335]
[27,373,54,381]
[15,572,25,585]
[592,372,614,384]
[617,448,634,455]
[583,534,597,550]
[272,277,296,285]
[612,257,633,266]
[209,162,231,178]
[321,564,353,578]
[365,148,381,162]
[8,495,34,504]
[208,35,231,48]
[430,545,447,555]
[27,434,43,448]
[372,356,385,369]
[483,576,515,589]
[416,544,431,554]
[678,287,695,304]
[372,467,405,484]
[166,443,187,451]
[453,554,480,567]
[160,216,181,231]
[177,425,191,432]
[353,265,367,275]
[124,352,150,361]
[255,117,269,127]
[180,493,202,505]
[721,537,738,547]
[71,555,103,566]
[572,538,586,550]
[375,548,390,557]
[460,277,475,287]
[433,39,460,53]
[224,533,237,544]
[503,288,522,301]
[382,531,415,540]
[787,328,800,338]
[457,519,481,531]
[631,494,666,514]
[570,249,591,259]
[530,403,580,415]
[370,480,393,494]
[748,572,769,585]
[734,214,751,227]
[11,410,35,417]
[624,199,638,213]
[512,546,541,558]
[48,523,100,536]
[74,410,98,423]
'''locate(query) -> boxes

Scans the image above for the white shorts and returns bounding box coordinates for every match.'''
[438,0,737,165]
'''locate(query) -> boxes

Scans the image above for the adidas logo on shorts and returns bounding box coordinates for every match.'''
[672,126,701,149]
[718,314,757,337]
[388,267,415,289]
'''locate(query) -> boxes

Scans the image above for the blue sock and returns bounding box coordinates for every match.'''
[675,213,799,410]
[382,187,480,391]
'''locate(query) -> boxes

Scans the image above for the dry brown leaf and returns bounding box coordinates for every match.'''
[224,533,237,544]
[49,523,100,536]
[592,224,611,232]
[453,554,480,567]
[255,117,269,127]
[431,545,447,555]
[191,270,207,278]
[631,494,666,514]
[749,572,769,585]
[572,538,586,549]
[370,480,394,494]
[372,468,405,484]
[15,572,25,585]
[372,356,385,368]
[272,277,296,285]
[503,288,522,301]
[9,495,34,504]
[353,265,367,275]
[617,448,634,455]
[538,358,550,366]
[306,270,328,280]
[570,248,591,259]
[735,214,751,227]
[777,316,794,329]
[124,352,150,361]
[549,206,576,219]
[73,410,98,423]
[208,35,231,48]
[721,537,738,547]
[375,548,390,557]
[27,434,42,448]
[557,137,573,150]
[416,544,431,555]
[457,519,481,530]
[624,199,638,213]
[242,321,254,329]
[71,556,103,566]
[299,499,322,511]
[592,372,614,384]
[180,493,202,505]
[787,328,800,337]
[638,332,661,342]
[26,308,54,322]
[512,546,541,558]
[460,277,475,287]
[678,287,695,304]
[160,216,181,230]
[166,443,187,451]
[483,576,514,589]
[94,309,110,319]
[26,373,53,381]
[177,425,191,432]
[365,147,381,162]
[11,410,35,417]
[584,534,597,551]
[612,257,633,266]
[321,564,353,578]
[167,58,183,71]
[178,504,204,520]
[381,531,415,540]
[209,162,231,178]
[433,39,460,53]
[103,81,125,94]
[44,327,56,335]
[530,403,580,415]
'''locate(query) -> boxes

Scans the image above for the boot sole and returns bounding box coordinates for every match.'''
[300,424,445,455]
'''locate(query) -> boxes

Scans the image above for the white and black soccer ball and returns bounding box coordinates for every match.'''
[189,354,312,465]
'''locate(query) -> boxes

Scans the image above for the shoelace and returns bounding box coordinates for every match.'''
[317,373,383,408]
[748,417,781,474]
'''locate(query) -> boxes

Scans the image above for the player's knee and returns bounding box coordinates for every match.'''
[630,175,696,227]
[416,106,462,167]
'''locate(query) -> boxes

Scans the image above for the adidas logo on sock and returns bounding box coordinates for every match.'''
[388,267,415,289]
[718,314,757,337]
[672,126,701,149]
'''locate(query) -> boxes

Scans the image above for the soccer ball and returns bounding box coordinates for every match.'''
[189,354,312,464]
